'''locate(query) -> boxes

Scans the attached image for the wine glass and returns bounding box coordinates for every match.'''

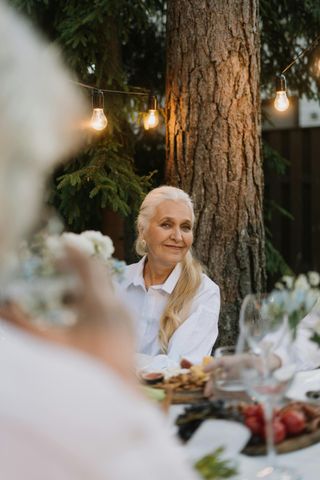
[238,293,300,480]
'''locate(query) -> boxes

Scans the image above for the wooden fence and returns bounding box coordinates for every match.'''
[263,126,320,274]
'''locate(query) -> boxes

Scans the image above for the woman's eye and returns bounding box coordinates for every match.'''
[181,225,191,231]
[160,223,171,228]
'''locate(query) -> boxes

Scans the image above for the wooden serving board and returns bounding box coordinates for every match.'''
[170,388,206,404]
[152,384,206,404]
[243,428,320,456]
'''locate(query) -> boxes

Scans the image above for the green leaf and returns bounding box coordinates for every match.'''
[194,447,238,480]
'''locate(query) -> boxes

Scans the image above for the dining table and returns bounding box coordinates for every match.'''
[167,368,320,480]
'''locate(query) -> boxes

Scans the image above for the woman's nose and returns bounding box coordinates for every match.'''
[171,227,182,241]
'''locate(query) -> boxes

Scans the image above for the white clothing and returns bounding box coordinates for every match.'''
[0,319,199,480]
[117,257,220,371]
[275,311,320,371]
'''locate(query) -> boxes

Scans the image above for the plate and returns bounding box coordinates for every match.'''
[185,419,250,462]
[286,370,320,402]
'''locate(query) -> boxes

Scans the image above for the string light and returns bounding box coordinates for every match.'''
[143,95,159,130]
[90,89,108,131]
[274,74,290,112]
[72,80,160,132]
[274,34,320,112]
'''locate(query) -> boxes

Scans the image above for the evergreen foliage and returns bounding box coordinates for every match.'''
[11,0,165,231]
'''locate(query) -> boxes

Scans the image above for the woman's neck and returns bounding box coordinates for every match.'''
[143,257,175,289]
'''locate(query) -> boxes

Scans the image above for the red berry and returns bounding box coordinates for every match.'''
[245,415,263,437]
[273,419,287,443]
[280,410,306,435]
[262,419,286,444]
[243,404,264,421]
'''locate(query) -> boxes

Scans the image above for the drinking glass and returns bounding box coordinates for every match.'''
[239,293,300,480]
[214,346,245,392]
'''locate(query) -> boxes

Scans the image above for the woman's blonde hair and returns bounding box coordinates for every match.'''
[136,186,203,352]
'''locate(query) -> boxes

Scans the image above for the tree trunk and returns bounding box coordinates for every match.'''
[165,0,266,346]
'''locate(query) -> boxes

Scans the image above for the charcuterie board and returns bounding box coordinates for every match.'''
[175,400,320,455]
[243,427,320,455]
[242,401,320,456]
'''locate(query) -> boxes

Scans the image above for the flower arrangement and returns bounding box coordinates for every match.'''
[2,230,126,326]
[46,230,126,277]
[269,272,320,345]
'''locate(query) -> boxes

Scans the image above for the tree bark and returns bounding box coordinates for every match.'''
[165,0,266,345]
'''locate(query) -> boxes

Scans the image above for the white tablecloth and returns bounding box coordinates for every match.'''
[237,443,319,479]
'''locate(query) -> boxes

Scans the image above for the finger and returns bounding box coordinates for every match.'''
[56,244,94,279]
[203,357,215,372]
[203,357,223,373]
[57,245,113,293]
[204,379,214,398]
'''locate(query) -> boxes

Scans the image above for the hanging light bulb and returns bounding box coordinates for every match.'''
[90,89,108,131]
[143,95,159,130]
[274,74,290,112]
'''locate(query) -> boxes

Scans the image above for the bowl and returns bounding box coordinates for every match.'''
[141,372,164,385]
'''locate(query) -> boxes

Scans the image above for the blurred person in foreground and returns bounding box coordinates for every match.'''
[0,3,199,479]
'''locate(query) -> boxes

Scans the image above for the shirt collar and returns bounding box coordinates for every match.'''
[124,256,182,294]
[132,256,147,288]
[119,256,146,290]
[160,262,182,294]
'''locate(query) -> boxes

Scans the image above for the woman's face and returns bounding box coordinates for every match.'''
[143,199,193,268]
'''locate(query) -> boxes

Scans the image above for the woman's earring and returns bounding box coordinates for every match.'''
[141,239,147,250]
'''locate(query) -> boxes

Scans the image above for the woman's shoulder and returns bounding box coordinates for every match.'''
[123,261,140,275]
[116,258,144,289]
[198,272,220,297]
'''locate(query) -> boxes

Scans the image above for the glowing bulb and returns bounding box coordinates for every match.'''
[90,89,107,131]
[143,109,159,130]
[274,74,289,112]
[274,91,290,112]
[90,108,108,130]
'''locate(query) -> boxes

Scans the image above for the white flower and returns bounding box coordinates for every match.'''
[308,271,320,288]
[282,275,294,289]
[313,316,320,336]
[271,271,320,347]
[81,230,114,261]
[294,274,309,291]
[45,235,64,257]
[305,290,320,312]
[61,232,95,257]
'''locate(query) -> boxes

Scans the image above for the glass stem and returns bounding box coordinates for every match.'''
[263,399,277,467]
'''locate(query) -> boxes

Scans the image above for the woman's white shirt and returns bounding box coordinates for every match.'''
[117,257,220,371]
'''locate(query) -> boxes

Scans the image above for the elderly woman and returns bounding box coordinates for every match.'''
[118,186,220,371]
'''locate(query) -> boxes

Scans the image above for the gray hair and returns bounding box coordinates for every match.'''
[0,1,85,274]
[136,186,194,256]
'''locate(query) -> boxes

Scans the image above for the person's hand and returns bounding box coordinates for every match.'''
[1,246,137,386]
[55,245,136,384]
[203,352,282,397]
[203,354,251,397]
